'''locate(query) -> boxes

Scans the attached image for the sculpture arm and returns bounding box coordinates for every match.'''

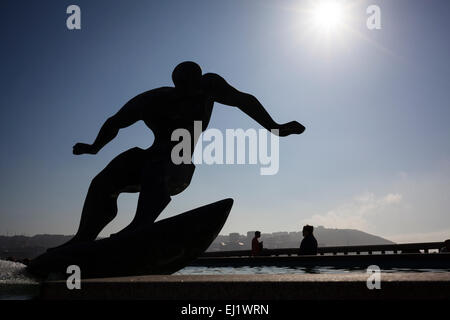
[73,94,145,155]
[204,73,305,136]
[204,73,278,131]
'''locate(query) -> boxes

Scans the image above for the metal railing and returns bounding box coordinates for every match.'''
[202,241,446,258]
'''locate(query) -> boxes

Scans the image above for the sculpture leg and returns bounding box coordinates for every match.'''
[112,161,172,236]
[74,147,148,242]
[72,175,120,242]
[48,148,146,251]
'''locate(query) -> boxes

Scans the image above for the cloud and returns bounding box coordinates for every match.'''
[302,192,403,231]
[381,193,402,205]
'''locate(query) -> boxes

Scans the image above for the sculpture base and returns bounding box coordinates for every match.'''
[27,198,233,279]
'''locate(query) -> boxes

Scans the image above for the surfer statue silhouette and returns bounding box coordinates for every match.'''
[50,61,305,251]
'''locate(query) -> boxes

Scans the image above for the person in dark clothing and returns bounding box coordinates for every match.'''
[440,239,450,253]
[299,225,318,255]
[252,231,263,256]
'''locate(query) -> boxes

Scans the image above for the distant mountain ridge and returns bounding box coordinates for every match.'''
[313,226,395,246]
[0,234,72,249]
[208,226,394,251]
[0,227,394,258]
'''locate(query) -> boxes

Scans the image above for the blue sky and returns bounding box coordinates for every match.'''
[1,0,450,242]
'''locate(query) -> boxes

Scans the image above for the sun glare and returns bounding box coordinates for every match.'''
[311,1,346,33]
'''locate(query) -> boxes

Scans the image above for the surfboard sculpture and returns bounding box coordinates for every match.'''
[27,198,233,279]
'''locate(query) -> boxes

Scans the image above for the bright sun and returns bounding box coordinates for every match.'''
[311,1,346,33]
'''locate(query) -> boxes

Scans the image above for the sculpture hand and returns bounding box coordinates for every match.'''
[277,121,305,137]
[73,143,97,155]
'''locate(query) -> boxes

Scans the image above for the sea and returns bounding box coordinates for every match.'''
[1,259,449,300]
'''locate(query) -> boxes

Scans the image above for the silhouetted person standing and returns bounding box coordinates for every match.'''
[299,225,318,256]
[252,231,263,256]
[440,239,450,253]
[50,61,305,251]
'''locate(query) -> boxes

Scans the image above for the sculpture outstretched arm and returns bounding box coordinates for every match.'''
[73,94,144,155]
[204,73,305,137]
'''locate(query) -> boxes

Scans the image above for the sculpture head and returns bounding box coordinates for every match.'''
[172,61,202,93]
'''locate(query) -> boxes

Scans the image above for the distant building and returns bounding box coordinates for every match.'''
[229,233,240,243]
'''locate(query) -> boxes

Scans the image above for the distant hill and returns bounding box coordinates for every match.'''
[0,227,394,258]
[313,226,394,247]
[207,226,394,251]
[0,234,73,259]
[0,234,72,249]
